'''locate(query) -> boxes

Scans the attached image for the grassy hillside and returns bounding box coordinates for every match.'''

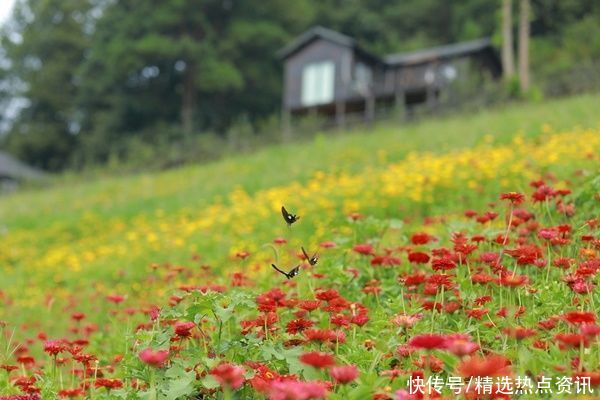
[0,94,599,398]
[1,94,599,305]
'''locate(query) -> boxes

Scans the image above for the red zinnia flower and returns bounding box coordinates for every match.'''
[138,348,169,368]
[329,365,359,384]
[95,378,123,390]
[286,318,313,334]
[353,243,374,255]
[408,251,430,264]
[43,340,66,356]
[266,380,329,400]
[174,321,195,338]
[431,258,456,271]
[411,232,436,245]
[210,363,245,390]
[445,334,479,357]
[299,352,336,369]
[106,294,125,304]
[320,241,336,248]
[562,311,596,325]
[298,300,321,312]
[555,333,590,349]
[408,334,446,350]
[500,192,525,205]
[457,355,512,377]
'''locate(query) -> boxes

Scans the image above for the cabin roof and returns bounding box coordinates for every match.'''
[280,27,495,68]
[277,26,382,63]
[0,151,45,180]
[384,38,493,66]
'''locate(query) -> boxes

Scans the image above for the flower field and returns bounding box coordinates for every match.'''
[0,95,599,399]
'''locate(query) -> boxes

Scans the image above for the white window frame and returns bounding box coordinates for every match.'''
[301,60,335,107]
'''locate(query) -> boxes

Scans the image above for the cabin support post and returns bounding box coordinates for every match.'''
[335,101,346,129]
[394,78,406,120]
[281,108,292,141]
[365,89,375,123]
[426,85,437,111]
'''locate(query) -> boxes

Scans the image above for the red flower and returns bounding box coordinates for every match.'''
[370,255,402,266]
[457,355,512,377]
[235,251,250,259]
[210,363,245,390]
[43,340,66,356]
[391,314,420,328]
[500,192,525,205]
[94,378,123,390]
[304,329,346,344]
[348,213,364,221]
[138,348,169,368]
[266,380,329,400]
[555,333,590,349]
[298,300,321,312]
[174,321,195,338]
[411,232,436,245]
[315,289,339,301]
[330,314,351,328]
[329,365,359,384]
[352,243,374,255]
[431,258,456,271]
[299,352,336,369]
[445,336,479,357]
[408,252,430,264]
[408,334,446,350]
[58,388,84,398]
[502,327,537,340]
[286,319,313,334]
[319,241,336,248]
[71,313,85,322]
[106,294,125,304]
[273,237,288,244]
[562,311,596,325]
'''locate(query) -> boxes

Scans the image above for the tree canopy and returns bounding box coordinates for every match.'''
[0,0,598,170]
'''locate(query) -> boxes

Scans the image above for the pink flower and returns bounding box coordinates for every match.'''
[210,363,245,390]
[299,352,336,369]
[329,365,359,384]
[352,243,374,255]
[267,380,329,400]
[444,334,479,357]
[138,348,169,368]
[174,321,195,338]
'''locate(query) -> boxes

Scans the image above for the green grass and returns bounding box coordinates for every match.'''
[2,93,599,231]
[0,94,599,399]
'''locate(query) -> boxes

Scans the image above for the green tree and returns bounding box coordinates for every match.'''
[0,0,94,170]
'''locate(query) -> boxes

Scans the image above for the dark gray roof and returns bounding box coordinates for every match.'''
[385,38,493,66]
[0,151,45,180]
[277,26,359,60]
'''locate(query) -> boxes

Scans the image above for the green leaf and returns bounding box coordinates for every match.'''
[200,374,221,390]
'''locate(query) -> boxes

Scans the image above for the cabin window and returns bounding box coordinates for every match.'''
[301,61,335,106]
[353,62,372,95]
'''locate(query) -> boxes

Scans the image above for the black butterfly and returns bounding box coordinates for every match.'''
[281,206,300,226]
[271,263,301,279]
[301,246,319,266]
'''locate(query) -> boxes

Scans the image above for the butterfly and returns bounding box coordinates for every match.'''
[301,246,319,266]
[281,206,300,226]
[271,263,301,279]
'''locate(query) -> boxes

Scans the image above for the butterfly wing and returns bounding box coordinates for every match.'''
[281,205,298,225]
[286,265,301,279]
[301,246,310,261]
[271,263,289,278]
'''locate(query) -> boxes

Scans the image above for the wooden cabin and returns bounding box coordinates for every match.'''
[278,26,502,127]
[0,151,45,192]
